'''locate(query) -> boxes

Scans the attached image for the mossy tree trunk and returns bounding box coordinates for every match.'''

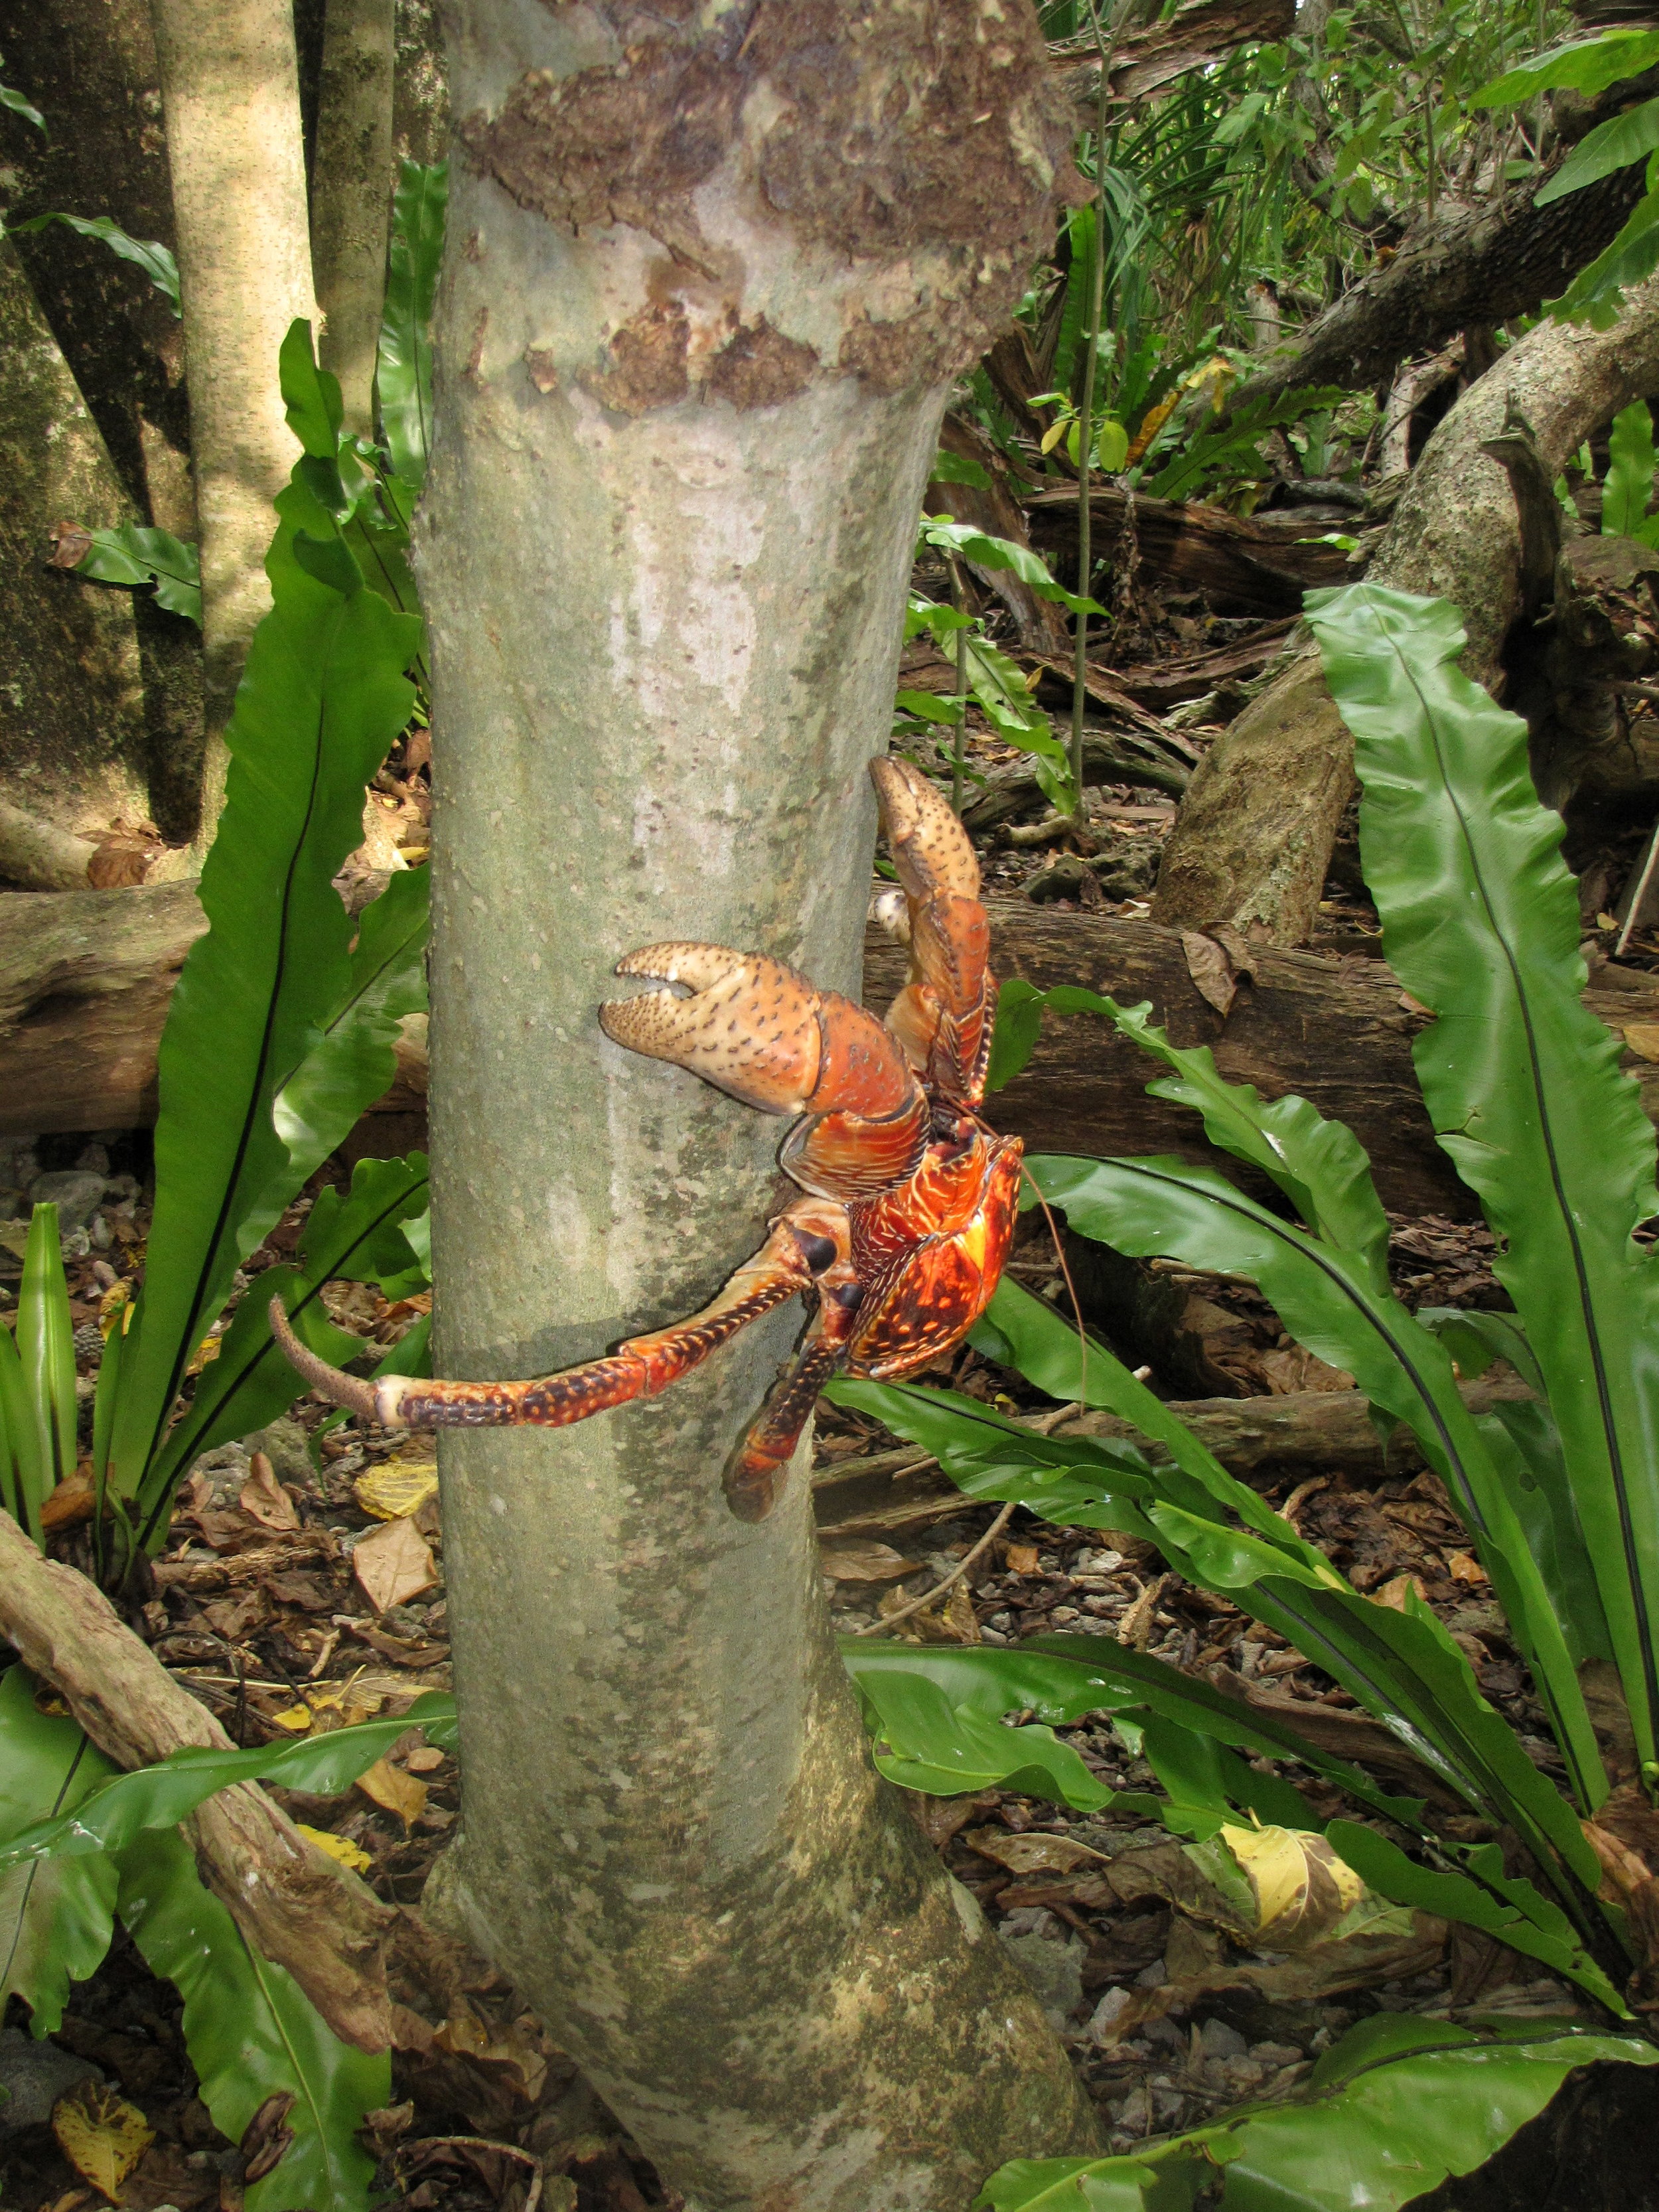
[312,0,396,437]
[414,3,1101,2204]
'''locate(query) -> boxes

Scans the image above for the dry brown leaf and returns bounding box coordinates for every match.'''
[239,1451,301,1532]
[357,1755,428,1828]
[52,2082,155,2197]
[353,1515,438,1612]
[1005,1542,1041,1576]
[354,1462,440,1522]
[39,1467,98,1532]
[1373,1573,1428,1612]
[240,2091,296,2184]
[818,1540,921,1583]
[963,1826,1108,1876]
[1181,930,1240,1017]
[1620,1021,1659,1062]
[405,1745,446,1773]
[881,1576,979,1643]
[1447,1550,1488,1585]
[1256,1348,1354,1396]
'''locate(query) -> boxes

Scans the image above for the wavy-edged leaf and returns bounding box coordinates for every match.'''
[108,325,421,1517]
[1536,95,1659,204]
[139,1155,430,1517]
[273,869,429,1189]
[1308,581,1659,1773]
[1028,1153,1603,1810]
[1326,1820,1625,2011]
[977,2018,1658,2211]
[5,212,179,311]
[842,1644,1113,1806]
[73,524,200,624]
[1553,167,1659,324]
[917,514,1104,617]
[0,1309,44,1539]
[1145,387,1346,504]
[115,1826,386,2212]
[1604,400,1658,539]
[376,160,447,490]
[0,1666,118,2035]
[1473,29,1659,105]
[0,1690,454,1870]
[987,977,1048,1094]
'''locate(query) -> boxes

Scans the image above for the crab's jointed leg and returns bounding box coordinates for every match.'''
[869,756,995,1108]
[268,1198,851,1438]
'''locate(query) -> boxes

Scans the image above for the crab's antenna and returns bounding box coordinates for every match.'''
[1019,1164,1090,1403]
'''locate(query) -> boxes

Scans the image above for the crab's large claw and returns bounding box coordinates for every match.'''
[601,944,930,1201]
[869,757,994,1107]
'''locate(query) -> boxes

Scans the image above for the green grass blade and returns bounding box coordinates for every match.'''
[0,1666,119,2035]
[0,1313,41,1537]
[1309,581,1659,1769]
[115,1826,387,2212]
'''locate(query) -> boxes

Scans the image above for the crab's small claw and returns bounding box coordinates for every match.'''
[869,757,995,1106]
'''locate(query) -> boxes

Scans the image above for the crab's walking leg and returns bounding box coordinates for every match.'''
[267,1199,851,1433]
[725,1273,864,1522]
[869,755,995,1107]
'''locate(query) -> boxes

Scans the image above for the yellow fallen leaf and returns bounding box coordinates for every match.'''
[1220,1822,1364,1941]
[352,1514,438,1611]
[1621,1021,1659,1062]
[354,1461,440,1522]
[1447,1550,1488,1585]
[296,1823,374,1873]
[98,1282,131,1337]
[356,1755,427,1829]
[52,2082,154,2196]
[1005,1542,1041,1576]
[268,1704,315,1733]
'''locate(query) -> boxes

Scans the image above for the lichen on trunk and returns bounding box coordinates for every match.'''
[413,3,1100,2202]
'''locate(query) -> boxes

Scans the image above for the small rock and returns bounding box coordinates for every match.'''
[1196,2017,1248,2060]
[1134,1956,1169,1988]
[1024,855,1092,905]
[28,1171,108,1230]
[1249,2039,1306,2067]
[998,1929,1085,2028]
[74,1143,111,1177]
[244,1416,313,1489]
[0,2028,104,2134]
[1087,1986,1135,2043]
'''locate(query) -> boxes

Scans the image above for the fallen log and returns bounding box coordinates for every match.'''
[1023,485,1357,617]
[6,893,1659,1224]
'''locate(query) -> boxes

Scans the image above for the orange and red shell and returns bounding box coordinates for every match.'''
[843,1130,1024,1380]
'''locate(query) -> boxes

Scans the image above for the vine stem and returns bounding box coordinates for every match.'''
[950,555,970,814]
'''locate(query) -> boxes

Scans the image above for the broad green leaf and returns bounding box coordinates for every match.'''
[977,2020,1658,2211]
[1473,29,1659,104]
[17,1205,76,1505]
[1604,398,1658,538]
[116,1826,386,2212]
[0,1690,454,1870]
[964,633,1075,811]
[985,978,1048,1093]
[138,1155,430,1520]
[1,76,46,129]
[895,688,964,726]
[1145,388,1345,504]
[376,160,448,490]
[917,514,1105,617]
[4,212,179,311]
[1050,203,1096,398]
[0,1667,118,2035]
[108,322,421,1516]
[1325,1821,1626,2010]
[1028,1152,1603,1811]
[1309,581,1659,1773]
[1536,94,1659,204]
[273,868,429,1189]
[842,1645,1114,1806]
[932,447,992,489]
[72,524,201,624]
[1553,171,1659,324]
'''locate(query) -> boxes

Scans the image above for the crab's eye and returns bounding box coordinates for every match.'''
[826,1280,865,1311]
[794,1230,839,1275]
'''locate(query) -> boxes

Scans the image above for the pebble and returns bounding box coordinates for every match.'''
[28,1169,108,1230]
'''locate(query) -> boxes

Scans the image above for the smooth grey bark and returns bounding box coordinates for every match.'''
[1154,270,1659,942]
[149,0,318,837]
[413,4,1098,2205]
[313,0,396,436]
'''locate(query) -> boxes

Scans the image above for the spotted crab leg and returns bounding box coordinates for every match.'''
[869,756,995,1108]
[268,1195,850,1439]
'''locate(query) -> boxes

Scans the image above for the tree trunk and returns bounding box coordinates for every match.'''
[0,244,151,848]
[148,0,318,838]
[312,0,396,437]
[1153,269,1659,942]
[411,4,1098,2204]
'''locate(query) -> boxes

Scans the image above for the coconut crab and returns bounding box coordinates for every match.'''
[271,757,1022,1520]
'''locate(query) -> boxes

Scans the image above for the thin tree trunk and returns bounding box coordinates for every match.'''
[148,0,317,839]
[1154,270,1659,942]
[313,0,396,437]
[412,5,1098,2203]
